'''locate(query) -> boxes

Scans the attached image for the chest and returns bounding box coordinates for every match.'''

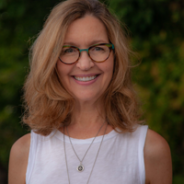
[27,136,143,184]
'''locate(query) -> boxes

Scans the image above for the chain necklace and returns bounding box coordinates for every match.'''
[66,121,105,172]
[63,123,107,184]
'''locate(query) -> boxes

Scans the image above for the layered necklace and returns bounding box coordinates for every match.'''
[63,122,107,184]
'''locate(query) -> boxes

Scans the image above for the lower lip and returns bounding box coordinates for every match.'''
[73,75,100,85]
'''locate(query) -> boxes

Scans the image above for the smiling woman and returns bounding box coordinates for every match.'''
[8,0,172,184]
[56,15,114,103]
[20,0,138,134]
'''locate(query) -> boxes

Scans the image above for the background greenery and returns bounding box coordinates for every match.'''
[0,0,183,183]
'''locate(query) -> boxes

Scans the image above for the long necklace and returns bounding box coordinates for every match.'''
[66,121,105,172]
[63,123,107,184]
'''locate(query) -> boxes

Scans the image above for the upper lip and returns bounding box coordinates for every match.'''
[72,73,100,77]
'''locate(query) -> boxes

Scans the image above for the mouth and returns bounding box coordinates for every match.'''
[73,75,99,82]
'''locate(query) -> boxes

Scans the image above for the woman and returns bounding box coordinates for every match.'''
[8,0,172,183]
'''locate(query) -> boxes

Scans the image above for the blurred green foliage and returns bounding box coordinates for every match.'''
[106,0,184,181]
[0,0,183,183]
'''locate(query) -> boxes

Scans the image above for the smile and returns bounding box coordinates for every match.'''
[74,75,98,82]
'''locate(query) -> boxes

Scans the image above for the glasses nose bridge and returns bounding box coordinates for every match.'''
[78,48,91,61]
[79,48,89,54]
[76,48,94,69]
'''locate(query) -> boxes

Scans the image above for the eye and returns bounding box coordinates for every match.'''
[64,48,75,53]
[93,46,104,51]
[90,45,107,53]
[61,47,78,55]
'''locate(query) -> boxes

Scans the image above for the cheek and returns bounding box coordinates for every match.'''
[97,59,114,90]
[57,60,70,75]
[104,58,114,79]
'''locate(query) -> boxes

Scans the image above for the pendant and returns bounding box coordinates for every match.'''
[77,164,84,172]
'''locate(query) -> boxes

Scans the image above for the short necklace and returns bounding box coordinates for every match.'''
[63,123,107,184]
[66,121,105,172]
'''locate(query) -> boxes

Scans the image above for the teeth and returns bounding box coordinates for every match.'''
[74,75,97,82]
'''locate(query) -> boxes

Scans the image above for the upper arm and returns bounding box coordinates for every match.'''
[8,133,31,184]
[144,129,172,184]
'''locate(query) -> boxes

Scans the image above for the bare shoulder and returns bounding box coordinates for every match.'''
[8,133,31,184]
[11,133,30,154]
[144,129,170,159]
[144,129,172,184]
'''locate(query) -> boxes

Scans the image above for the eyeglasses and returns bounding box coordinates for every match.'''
[59,43,114,65]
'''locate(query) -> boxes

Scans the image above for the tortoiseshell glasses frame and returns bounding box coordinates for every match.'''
[59,43,115,65]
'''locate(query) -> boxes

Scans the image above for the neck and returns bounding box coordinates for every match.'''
[62,100,112,139]
[71,99,105,127]
[60,99,113,139]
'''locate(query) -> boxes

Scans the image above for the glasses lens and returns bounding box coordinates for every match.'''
[89,45,110,62]
[60,46,79,64]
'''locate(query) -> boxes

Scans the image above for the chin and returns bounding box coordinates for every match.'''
[73,92,102,104]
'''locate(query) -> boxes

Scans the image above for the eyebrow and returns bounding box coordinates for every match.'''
[63,40,109,47]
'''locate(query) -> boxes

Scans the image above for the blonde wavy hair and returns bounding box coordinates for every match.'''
[23,0,142,135]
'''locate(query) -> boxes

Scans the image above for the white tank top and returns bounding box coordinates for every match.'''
[26,125,148,184]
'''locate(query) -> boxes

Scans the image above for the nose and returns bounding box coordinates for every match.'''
[76,50,94,70]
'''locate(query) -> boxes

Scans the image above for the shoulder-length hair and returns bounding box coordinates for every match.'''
[23,0,142,135]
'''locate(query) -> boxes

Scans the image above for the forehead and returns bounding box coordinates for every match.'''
[64,15,109,46]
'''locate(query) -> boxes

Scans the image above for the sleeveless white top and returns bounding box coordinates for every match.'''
[26,125,148,184]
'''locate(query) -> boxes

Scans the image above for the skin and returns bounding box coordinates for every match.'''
[8,15,172,184]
